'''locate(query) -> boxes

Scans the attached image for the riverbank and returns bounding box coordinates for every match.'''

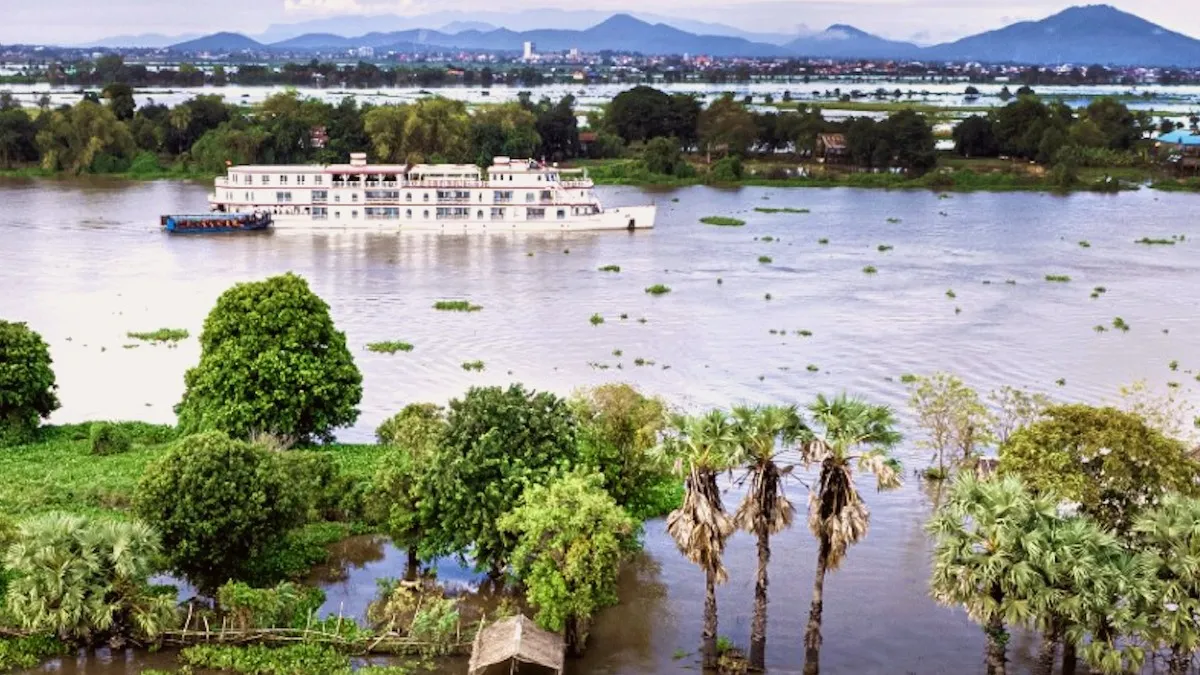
[576,156,1200,193]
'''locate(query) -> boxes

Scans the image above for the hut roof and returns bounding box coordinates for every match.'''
[468,614,565,675]
[818,133,847,151]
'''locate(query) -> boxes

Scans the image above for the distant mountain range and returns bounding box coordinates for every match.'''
[157,5,1200,67]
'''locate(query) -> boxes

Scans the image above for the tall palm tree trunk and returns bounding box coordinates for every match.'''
[703,567,719,669]
[1034,623,1061,675]
[1061,642,1077,675]
[984,586,1008,675]
[803,536,830,675]
[749,523,770,670]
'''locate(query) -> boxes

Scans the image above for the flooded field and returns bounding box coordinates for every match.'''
[4,178,1200,673]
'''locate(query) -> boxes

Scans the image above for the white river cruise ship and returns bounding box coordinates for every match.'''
[209,154,655,232]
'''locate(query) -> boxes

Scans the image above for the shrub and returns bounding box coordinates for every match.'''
[175,274,362,444]
[708,156,744,183]
[89,422,132,456]
[375,403,446,448]
[134,431,303,592]
[2,513,177,644]
[216,581,324,630]
[0,320,59,447]
[179,644,351,674]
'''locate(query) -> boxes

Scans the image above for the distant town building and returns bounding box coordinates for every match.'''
[523,41,535,60]
[356,46,375,58]
[310,126,329,149]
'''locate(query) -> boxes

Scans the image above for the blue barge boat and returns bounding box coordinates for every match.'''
[161,212,272,234]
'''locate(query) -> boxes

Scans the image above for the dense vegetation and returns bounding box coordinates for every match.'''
[5,272,1200,673]
[0,321,59,447]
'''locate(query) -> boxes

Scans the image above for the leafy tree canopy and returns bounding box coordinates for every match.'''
[0,320,59,447]
[175,273,362,444]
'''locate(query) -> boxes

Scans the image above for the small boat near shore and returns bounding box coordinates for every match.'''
[161,212,272,234]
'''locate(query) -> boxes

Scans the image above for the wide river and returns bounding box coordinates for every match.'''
[3,178,1200,674]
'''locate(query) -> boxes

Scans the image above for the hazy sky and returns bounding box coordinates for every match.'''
[1,0,1197,45]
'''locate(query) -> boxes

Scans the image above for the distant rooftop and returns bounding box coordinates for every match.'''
[1158,129,1200,146]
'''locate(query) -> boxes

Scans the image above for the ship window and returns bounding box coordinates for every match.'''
[279,175,288,185]
[297,175,306,185]
[314,175,323,185]
[352,194,358,202]
[352,210,358,219]
[405,193,412,202]
[477,210,483,219]
[557,209,565,219]
[261,175,270,185]
[406,209,412,219]
[525,192,534,203]
[423,193,429,202]
[423,210,429,219]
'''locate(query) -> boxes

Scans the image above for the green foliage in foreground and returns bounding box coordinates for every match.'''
[417,384,578,574]
[176,273,363,444]
[0,635,68,672]
[433,300,482,312]
[216,581,325,630]
[134,431,304,592]
[500,472,634,656]
[700,216,746,227]
[2,513,177,644]
[125,328,189,343]
[0,320,59,447]
[645,284,671,296]
[366,341,414,354]
[1000,405,1200,534]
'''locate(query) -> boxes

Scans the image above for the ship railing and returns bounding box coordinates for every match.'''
[560,180,594,188]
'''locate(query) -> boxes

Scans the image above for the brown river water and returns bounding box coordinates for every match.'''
[4,177,1200,674]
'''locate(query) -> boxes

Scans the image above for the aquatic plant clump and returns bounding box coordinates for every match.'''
[863,266,878,274]
[753,207,810,214]
[433,300,483,312]
[461,360,485,372]
[758,255,773,264]
[590,314,605,326]
[598,265,621,273]
[1044,274,1071,283]
[700,216,746,227]
[1135,237,1177,245]
[366,341,414,354]
[126,328,189,343]
[645,284,671,296]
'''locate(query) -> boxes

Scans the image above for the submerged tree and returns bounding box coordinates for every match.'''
[660,410,738,669]
[499,472,634,655]
[0,319,60,447]
[908,373,991,479]
[3,513,177,645]
[800,394,902,675]
[730,404,805,671]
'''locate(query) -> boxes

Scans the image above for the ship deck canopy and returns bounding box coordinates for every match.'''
[467,614,564,675]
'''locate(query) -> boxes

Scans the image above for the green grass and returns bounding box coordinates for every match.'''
[590,313,605,326]
[700,216,746,227]
[433,300,482,312]
[365,341,413,354]
[598,265,621,273]
[758,255,773,264]
[863,266,878,274]
[126,328,189,343]
[753,207,810,214]
[1044,275,1071,283]
[645,284,671,296]
[461,360,485,372]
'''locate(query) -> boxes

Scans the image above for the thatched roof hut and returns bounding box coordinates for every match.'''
[468,614,565,675]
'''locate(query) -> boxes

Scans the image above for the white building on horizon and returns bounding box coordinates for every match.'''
[522,41,535,60]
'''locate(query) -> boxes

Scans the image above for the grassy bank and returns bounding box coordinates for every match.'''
[580,157,1161,193]
[0,164,219,183]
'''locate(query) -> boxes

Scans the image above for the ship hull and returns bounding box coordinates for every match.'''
[264,205,656,232]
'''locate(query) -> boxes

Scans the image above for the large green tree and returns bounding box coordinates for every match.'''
[3,513,177,644]
[801,394,902,675]
[35,100,135,173]
[499,472,633,655]
[698,95,757,158]
[175,273,362,444]
[417,384,578,575]
[134,431,303,592]
[0,320,59,447]
[1000,404,1200,535]
[730,404,805,671]
[1133,494,1200,675]
[0,108,38,168]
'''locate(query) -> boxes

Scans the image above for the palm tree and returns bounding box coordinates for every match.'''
[730,404,805,671]
[800,393,902,675]
[1133,493,1200,675]
[661,409,738,669]
[927,475,1057,675]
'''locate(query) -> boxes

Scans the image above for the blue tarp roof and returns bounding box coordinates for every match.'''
[1158,130,1200,146]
